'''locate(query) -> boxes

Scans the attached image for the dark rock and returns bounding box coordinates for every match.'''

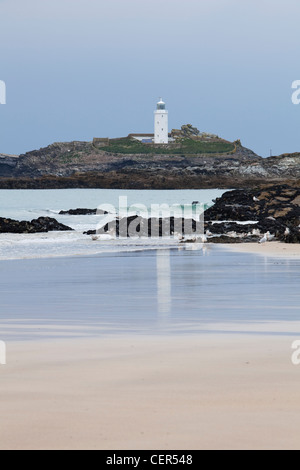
[0,154,19,177]
[0,217,73,234]
[60,208,96,215]
[204,184,300,243]
[205,190,258,221]
[121,216,198,238]
[85,216,199,238]
[278,229,300,244]
[59,208,108,215]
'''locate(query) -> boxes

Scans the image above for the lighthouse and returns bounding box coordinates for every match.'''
[154,98,168,144]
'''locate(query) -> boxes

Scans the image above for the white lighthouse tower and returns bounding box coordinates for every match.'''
[154,98,168,144]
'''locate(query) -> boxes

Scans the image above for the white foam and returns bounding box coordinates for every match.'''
[0,230,183,260]
[211,220,258,225]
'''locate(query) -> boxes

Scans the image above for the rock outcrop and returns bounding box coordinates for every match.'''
[59,208,108,215]
[83,185,300,243]
[0,154,19,177]
[0,217,73,234]
[171,124,201,138]
[204,185,300,243]
[84,216,198,238]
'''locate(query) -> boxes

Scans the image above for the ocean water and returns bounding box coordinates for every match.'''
[0,188,224,260]
[1,188,300,341]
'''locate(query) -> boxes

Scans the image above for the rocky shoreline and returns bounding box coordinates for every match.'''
[0,185,299,243]
[1,139,300,190]
[204,185,300,243]
[83,184,300,243]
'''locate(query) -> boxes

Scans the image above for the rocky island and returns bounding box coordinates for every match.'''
[1,125,299,242]
[0,125,300,190]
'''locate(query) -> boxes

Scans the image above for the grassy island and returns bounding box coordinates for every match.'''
[99,137,236,155]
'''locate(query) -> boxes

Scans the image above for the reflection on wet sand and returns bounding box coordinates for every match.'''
[156,250,171,318]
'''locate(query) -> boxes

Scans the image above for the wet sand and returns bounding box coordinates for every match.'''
[223,241,300,257]
[1,247,300,450]
[2,248,300,341]
[0,334,300,450]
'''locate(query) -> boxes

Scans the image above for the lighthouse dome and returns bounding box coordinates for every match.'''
[157,98,166,110]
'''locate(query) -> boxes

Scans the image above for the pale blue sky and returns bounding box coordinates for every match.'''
[0,0,300,156]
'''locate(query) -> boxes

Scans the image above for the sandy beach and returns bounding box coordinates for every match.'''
[0,334,300,450]
[222,241,300,257]
[1,245,300,450]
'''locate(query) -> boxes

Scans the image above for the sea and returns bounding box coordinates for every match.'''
[1,188,300,341]
[0,188,222,260]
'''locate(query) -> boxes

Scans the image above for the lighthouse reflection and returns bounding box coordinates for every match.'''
[156,250,172,318]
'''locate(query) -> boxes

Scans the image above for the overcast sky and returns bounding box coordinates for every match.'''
[0,0,300,156]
